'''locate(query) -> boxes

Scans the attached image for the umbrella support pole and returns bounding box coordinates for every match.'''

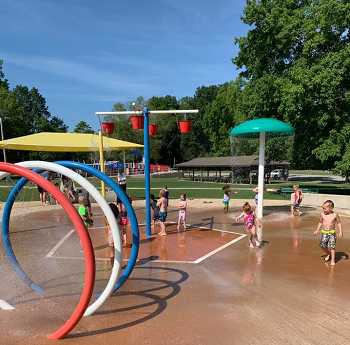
[257,132,265,219]
[98,130,106,198]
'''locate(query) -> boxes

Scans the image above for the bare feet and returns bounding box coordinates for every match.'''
[158,232,167,236]
[177,226,180,230]
[289,215,294,218]
[324,254,330,262]
[331,261,336,266]
[249,243,254,248]
[255,241,261,247]
[298,212,303,216]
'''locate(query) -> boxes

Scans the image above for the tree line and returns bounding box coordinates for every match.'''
[1,0,349,175]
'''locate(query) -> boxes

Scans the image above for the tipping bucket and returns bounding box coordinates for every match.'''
[130,115,144,130]
[149,124,158,136]
[101,122,115,135]
[179,120,192,133]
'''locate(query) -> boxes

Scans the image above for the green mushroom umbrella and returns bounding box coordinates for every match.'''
[230,118,295,218]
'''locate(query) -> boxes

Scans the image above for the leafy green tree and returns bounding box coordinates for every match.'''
[0,63,69,162]
[203,81,243,156]
[147,95,180,165]
[313,124,350,178]
[0,60,9,90]
[73,121,95,134]
[233,0,350,169]
[177,85,222,162]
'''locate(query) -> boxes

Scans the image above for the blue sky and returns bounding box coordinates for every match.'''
[0,0,248,131]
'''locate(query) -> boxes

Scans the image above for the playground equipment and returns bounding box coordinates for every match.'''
[0,162,95,340]
[101,121,115,135]
[149,124,158,136]
[1,161,140,338]
[179,120,192,133]
[96,106,199,236]
[130,115,144,130]
[230,118,295,218]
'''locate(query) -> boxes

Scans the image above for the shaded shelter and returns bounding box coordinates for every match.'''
[0,132,143,152]
[175,156,289,183]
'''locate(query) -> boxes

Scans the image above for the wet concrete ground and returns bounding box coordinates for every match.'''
[1,202,350,345]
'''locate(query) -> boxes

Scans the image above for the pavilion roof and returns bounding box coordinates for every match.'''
[175,156,290,169]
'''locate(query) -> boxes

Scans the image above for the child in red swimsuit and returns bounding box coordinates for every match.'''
[236,202,261,248]
[118,195,132,247]
[290,185,303,217]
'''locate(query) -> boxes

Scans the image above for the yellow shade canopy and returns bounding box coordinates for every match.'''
[0,132,143,152]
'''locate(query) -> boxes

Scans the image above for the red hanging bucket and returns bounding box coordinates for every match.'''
[149,124,158,136]
[101,122,115,135]
[179,120,192,133]
[130,115,144,130]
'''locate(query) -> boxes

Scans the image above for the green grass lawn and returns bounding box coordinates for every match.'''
[289,170,340,176]
[1,175,349,203]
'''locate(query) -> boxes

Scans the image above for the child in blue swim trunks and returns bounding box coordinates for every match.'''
[157,189,168,236]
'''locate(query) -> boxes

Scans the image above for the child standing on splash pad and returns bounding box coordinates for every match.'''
[78,196,93,228]
[150,194,160,230]
[253,187,259,214]
[236,202,261,248]
[163,186,169,206]
[314,200,343,266]
[119,196,132,247]
[157,189,168,236]
[106,203,122,269]
[177,193,187,230]
[290,184,303,217]
[222,185,232,213]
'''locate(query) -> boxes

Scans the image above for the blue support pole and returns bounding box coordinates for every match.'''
[143,107,152,237]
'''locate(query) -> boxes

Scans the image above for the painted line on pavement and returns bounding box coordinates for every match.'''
[0,300,15,310]
[193,234,247,264]
[46,230,75,258]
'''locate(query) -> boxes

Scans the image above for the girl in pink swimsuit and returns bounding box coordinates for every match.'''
[236,202,261,248]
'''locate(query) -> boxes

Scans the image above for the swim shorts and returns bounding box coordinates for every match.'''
[319,230,336,249]
[179,210,186,220]
[159,211,167,222]
[222,201,229,208]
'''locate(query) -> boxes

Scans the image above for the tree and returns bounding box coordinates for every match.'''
[203,81,243,156]
[0,60,9,90]
[232,0,350,169]
[73,121,95,133]
[0,63,69,162]
[178,85,222,161]
[147,95,180,165]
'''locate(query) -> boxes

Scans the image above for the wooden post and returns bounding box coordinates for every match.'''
[249,169,252,185]
[201,168,203,182]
